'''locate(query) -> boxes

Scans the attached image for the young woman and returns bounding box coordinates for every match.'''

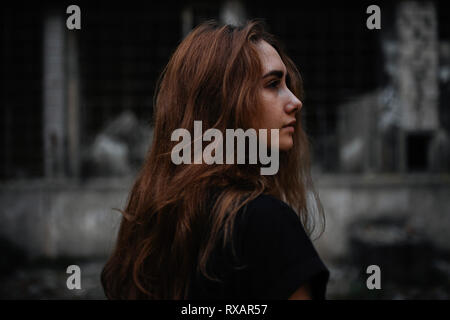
[101,19,329,300]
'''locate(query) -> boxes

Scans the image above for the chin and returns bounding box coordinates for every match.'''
[279,137,294,151]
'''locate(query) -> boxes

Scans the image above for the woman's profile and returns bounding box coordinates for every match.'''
[101,19,329,300]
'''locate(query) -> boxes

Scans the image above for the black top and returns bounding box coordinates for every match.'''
[187,193,330,300]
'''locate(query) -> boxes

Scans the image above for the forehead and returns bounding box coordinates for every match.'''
[255,40,286,74]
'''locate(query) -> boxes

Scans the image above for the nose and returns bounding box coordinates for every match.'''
[285,93,302,114]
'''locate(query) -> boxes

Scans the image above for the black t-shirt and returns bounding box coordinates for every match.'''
[187,193,330,300]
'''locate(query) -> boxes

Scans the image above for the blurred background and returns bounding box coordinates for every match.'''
[1,0,450,299]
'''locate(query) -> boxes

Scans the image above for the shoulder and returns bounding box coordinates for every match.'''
[237,193,302,230]
[245,193,291,211]
[233,193,309,255]
[234,194,330,300]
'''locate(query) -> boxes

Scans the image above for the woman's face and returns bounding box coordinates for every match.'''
[255,40,302,151]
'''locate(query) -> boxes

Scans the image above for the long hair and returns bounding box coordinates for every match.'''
[101,19,325,299]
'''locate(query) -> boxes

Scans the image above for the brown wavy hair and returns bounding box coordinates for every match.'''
[101,19,325,299]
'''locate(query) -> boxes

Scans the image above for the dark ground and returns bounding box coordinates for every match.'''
[1,257,449,300]
[0,258,106,300]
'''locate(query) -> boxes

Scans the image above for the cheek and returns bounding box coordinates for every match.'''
[255,100,269,129]
[258,98,280,129]
[259,114,278,131]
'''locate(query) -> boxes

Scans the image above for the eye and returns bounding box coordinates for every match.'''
[267,80,281,89]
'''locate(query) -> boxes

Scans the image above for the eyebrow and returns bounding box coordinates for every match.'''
[262,70,285,79]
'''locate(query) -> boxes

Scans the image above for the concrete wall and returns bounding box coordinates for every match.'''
[315,174,450,260]
[1,174,449,261]
[0,178,129,259]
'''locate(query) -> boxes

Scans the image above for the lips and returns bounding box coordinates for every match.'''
[282,120,296,128]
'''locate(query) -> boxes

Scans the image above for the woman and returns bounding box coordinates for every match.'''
[101,19,329,300]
